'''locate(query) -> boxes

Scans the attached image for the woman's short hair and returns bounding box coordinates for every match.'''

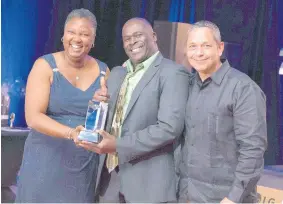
[65,8,97,33]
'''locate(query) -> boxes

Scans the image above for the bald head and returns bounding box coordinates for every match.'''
[122,18,158,66]
[123,18,153,33]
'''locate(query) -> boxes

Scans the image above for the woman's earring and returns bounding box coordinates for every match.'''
[92,43,95,48]
[61,37,64,42]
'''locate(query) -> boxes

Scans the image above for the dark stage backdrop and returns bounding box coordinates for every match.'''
[1,0,282,165]
[44,0,196,67]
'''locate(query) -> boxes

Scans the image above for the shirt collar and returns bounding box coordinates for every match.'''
[196,74,212,89]
[125,51,160,73]
[210,59,231,85]
[195,59,230,87]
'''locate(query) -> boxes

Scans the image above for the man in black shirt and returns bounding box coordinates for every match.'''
[178,20,267,203]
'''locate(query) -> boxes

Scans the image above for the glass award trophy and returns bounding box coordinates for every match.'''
[78,100,108,143]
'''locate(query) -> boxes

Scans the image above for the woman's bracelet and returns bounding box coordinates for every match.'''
[66,128,76,140]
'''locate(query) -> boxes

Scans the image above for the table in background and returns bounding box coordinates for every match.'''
[1,127,29,203]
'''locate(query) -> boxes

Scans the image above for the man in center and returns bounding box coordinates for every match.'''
[78,18,189,202]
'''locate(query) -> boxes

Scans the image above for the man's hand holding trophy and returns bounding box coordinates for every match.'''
[75,77,117,154]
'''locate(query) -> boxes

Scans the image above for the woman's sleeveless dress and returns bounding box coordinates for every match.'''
[15,54,107,203]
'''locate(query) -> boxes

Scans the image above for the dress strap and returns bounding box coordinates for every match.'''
[41,54,58,71]
[96,59,108,77]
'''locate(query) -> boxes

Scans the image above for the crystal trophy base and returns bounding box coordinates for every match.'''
[78,130,101,143]
[78,100,108,143]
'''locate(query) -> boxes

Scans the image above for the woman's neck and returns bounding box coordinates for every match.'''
[63,52,87,69]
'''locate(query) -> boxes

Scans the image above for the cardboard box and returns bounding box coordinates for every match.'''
[257,185,283,203]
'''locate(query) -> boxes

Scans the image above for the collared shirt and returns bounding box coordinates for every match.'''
[179,59,267,203]
[106,51,160,172]
[110,51,160,138]
[122,51,159,121]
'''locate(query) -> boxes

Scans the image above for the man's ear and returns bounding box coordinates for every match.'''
[218,41,225,57]
[153,32,157,42]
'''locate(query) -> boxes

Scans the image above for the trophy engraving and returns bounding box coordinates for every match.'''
[78,100,108,143]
